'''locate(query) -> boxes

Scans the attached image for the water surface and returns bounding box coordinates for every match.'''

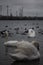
[0,20,43,65]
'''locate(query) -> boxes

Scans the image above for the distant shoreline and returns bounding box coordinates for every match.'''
[0,16,43,20]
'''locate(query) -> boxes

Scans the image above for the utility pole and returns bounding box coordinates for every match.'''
[19,0,23,17]
[21,7,23,16]
[10,8,12,16]
[19,7,23,17]
[7,5,9,16]
[0,5,2,16]
[16,10,18,16]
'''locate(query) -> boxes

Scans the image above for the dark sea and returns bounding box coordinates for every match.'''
[0,20,43,65]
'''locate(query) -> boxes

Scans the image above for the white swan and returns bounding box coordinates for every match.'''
[28,29,36,37]
[5,30,8,37]
[0,30,8,37]
[4,40,40,60]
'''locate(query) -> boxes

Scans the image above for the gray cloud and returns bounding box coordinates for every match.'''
[0,0,43,16]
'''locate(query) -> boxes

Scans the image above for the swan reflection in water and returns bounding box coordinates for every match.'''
[11,59,40,65]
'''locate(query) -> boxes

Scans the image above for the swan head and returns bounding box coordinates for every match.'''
[28,29,36,37]
[32,41,39,50]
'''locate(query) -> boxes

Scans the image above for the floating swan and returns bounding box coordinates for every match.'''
[4,40,40,61]
[28,29,36,37]
[0,30,8,37]
[4,30,9,37]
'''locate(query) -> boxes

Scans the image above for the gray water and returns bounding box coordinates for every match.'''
[0,20,43,65]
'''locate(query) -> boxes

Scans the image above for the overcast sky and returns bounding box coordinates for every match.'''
[0,0,43,16]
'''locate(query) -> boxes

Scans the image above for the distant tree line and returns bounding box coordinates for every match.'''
[0,16,43,20]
